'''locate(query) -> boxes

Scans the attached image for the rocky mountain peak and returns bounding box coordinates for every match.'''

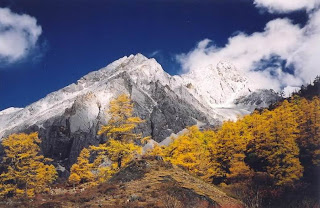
[216,61,247,83]
[0,54,280,167]
[180,60,256,108]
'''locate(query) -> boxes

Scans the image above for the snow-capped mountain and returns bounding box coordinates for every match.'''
[0,54,279,166]
[180,61,255,107]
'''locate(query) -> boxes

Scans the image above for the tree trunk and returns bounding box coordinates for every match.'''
[118,156,123,168]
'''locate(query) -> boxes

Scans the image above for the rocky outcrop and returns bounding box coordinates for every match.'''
[234,89,281,111]
[0,71,213,167]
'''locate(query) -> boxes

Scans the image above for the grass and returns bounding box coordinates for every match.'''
[0,157,243,208]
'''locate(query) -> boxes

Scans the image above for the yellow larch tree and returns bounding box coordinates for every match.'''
[208,119,252,184]
[226,153,253,184]
[98,94,144,143]
[84,94,145,184]
[246,101,303,185]
[68,173,81,189]
[225,118,253,184]
[245,110,271,172]
[145,143,165,157]
[295,96,320,181]
[298,97,320,165]
[200,129,220,181]
[97,94,144,169]
[267,100,303,185]
[69,94,145,186]
[0,132,57,198]
[309,97,320,166]
[162,126,220,181]
[164,126,207,175]
[68,147,94,186]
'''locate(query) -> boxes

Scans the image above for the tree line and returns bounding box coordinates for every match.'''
[149,94,320,207]
[0,80,319,206]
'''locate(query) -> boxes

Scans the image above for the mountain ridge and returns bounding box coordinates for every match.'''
[0,54,280,167]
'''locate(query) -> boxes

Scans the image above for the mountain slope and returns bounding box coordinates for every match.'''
[16,158,243,208]
[0,54,280,167]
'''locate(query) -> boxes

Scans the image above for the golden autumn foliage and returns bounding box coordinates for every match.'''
[156,96,320,187]
[164,126,209,176]
[156,124,253,184]
[69,94,144,186]
[86,139,142,184]
[98,94,144,142]
[104,139,141,168]
[68,173,81,188]
[145,143,165,157]
[209,120,251,184]
[95,94,144,170]
[68,92,319,192]
[246,100,303,185]
[68,148,94,186]
[0,132,57,198]
[226,153,253,184]
[296,96,320,168]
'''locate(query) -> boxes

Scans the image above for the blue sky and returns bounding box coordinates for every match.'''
[0,0,318,110]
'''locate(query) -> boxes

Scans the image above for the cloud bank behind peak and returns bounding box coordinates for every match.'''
[176,9,320,95]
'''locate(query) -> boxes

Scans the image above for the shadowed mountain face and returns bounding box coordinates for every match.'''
[0,54,280,167]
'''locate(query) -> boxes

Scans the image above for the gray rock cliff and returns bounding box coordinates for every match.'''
[0,54,279,168]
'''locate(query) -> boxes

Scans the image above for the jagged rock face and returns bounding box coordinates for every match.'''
[234,89,281,111]
[0,54,279,167]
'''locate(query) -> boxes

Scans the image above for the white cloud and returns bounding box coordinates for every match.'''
[0,8,42,63]
[176,10,320,93]
[254,0,320,13]
[149,50,160,57]
[290,10,320,83]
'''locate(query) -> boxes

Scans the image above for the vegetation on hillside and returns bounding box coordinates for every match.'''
[147,94,320,207]
[69,94,146,186]
[0,133,57,198]
[292,75,320,99]
[1,158,243,208]
[0,77,319,207]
